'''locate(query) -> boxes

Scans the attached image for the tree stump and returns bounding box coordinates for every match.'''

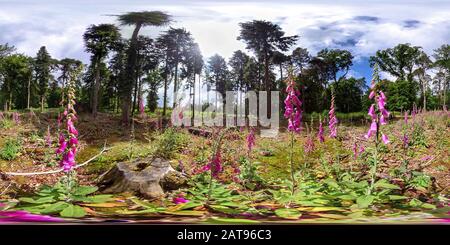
[98,157,188,199]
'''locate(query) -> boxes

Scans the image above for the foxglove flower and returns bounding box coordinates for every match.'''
[381,134,390,144]
[246,128,256,154]
[328,92,338,138]
[318,119,325,143]
[364,76,390,144]
[45,126,52,147]
[284,74,302,133]
[304,136,315,153]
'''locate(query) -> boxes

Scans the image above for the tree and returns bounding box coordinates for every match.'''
[0,43,15,59]
[157,27,195,109]
[83,24,121,117]
[0,54,33,110]
[238,20,298,117]
[205,54,230,110]
[370,43,421,82]
[144,69,163,112]
[433,44,450,107]
[56,58,83,107]
[291,47,310,74]
[413,51,432,110]
[271,51,289,82]
[331,77,366,113]
[34,46,53,111]
[229,50,250,112]
[117,11,171,124]
[317,48,353,83]
[181,42,203,124]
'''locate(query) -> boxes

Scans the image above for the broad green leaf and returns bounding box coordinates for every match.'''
[79,195,113,203]
[337,195,356,201]
[388,195,408,201]
[60,204,86,218]
[374,180,401,190]
[41,202,69,214]
[209,205,242,214]
[274,208,302,220]
[72,186,98,196]
[19,196,55,204]
[356,195,374,209]
[177,201,203,210]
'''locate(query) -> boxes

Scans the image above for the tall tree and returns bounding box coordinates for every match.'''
[413,51,432,110]
[238,20,298,117]
[0,54,33,110]
[229,50,250,110]
[83,24,121,118]
[370,43,421,82]
[34,46,53,111]
[433,44,450,107]
[205,54,229,110]
[291,47,310,74]
[317,48,353,83]
[117,11,171,124]
[271,51,289,82]
[57,58,83,107]
[157,27,195,109]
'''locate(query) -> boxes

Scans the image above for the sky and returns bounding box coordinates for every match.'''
[1,0,450,86]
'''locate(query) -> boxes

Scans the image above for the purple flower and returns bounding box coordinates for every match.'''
[172,197,189,205]
[328,93,338,138]
[365,120,377,139]
[304,136,315,153]
[369,90,376,99]
[318,120,325,143]
[368,104,376,120]
[69,137,78,147]
[381,134,390,144]
[45,126,52,147]
[0,210,63,223]
[353,142,358,159]
[402,133,409,148]
[60,148,76,172]
[284,75,302,133]
[56,140,67,154]
[246,128,256,154]
[67,119,78,136]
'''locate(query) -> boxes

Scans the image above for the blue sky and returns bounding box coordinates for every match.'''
[1,0,450,84]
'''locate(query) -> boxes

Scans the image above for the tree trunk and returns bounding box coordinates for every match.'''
[163,72,168,117]
[121,23,142,125]
[92,58,101,118]
[191,74,195,126]
[280,64,283,82]
[27,76,31,109]
[41,97,44,112]
[264,52,271,118]
[173,60,179,108]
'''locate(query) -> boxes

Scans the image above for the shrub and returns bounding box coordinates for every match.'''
[154,128,188,159]
[0,119,14,129]
[0,138,22,160]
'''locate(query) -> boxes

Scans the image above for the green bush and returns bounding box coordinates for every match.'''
[0,119,14,129]
[154,128,188,159]
[0,138,22,160]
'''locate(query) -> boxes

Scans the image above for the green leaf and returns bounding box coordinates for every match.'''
[178,201,203,210]
[208,217,260,224]
[337,195,356,201]
[19,196,55,204]
[41,202,69,214]
[76,195,113,203]
[388,195,408,201]
[274,208,302,220]
[374,180,401,190]
[130,198,156,209]
[356,195,374,209]
[60,204,86,218]
[72,186,98,196]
